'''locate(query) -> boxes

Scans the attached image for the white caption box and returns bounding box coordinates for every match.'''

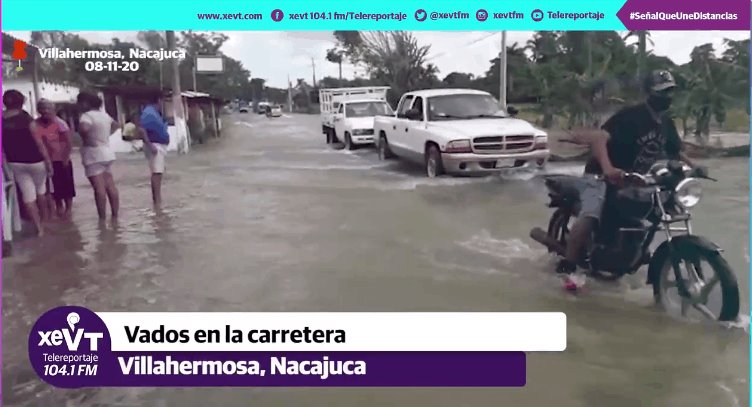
[98,312,567,352]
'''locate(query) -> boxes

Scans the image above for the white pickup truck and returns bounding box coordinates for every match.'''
[320,86,393,150]
[373,89,550,177]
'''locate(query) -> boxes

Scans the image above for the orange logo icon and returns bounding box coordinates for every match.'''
[11,40,27,72]
[12,40,28,60]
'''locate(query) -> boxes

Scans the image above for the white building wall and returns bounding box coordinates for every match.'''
[1,78,80,116]
[3,79,190,155]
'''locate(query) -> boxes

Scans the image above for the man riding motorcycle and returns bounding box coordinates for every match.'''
[557,69,703,289]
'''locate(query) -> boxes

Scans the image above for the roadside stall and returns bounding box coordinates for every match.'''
[183,91,225,144]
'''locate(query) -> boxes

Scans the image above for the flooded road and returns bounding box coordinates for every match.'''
[3,113,749,406]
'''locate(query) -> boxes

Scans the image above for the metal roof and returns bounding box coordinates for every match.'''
[404,88,490,98]
[181,91,211,98]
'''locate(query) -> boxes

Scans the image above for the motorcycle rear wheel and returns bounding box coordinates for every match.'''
[654,250,739,322]
[546,209,623,281]
[547,208,570,250]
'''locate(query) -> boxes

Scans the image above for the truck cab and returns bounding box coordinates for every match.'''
[331,100,393,149]
[320,86,391,150]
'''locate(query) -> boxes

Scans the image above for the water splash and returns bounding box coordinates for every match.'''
[716,381,741,407]
[720,313,750,332]
[240,162,393,171]
[424,251,510,277]
[373,176,498,191]
[540,163,586,176]
[498,166,539,181]
[455,230,545,263]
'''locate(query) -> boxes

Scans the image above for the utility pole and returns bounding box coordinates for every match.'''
[192,57,198,91]
[311,57,317,88]
[287,74,293,113]
[166,30,189,154]
[499,31,508,112]
[310,57,317,104]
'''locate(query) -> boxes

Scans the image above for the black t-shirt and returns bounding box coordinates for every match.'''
[584,103,683,175]
[2,110,44,164]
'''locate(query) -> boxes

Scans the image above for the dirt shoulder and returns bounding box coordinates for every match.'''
[547,129,750,162]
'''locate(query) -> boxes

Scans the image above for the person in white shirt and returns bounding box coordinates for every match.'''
[76,91,119,220]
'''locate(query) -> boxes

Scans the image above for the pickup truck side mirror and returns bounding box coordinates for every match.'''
[405,108,422,121]
[507,106,519,116]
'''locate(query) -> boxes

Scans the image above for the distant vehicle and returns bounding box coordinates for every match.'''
[319,86,390,149]
[238,100,250,113]
[257,102,270,114]
[270,105,283,117]
[373,89,550,177]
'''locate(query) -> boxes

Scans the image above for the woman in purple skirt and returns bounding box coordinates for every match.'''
[32,99,76,218]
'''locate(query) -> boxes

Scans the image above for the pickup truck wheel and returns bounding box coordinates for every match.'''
[345,133,356,150]
[426,145,444,178]
[378,135,395,160]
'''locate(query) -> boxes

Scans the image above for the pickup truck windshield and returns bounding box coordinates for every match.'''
[427,94,506,121]
[345,102,393,118]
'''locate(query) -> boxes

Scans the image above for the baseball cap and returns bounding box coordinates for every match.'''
[646,70,676,92]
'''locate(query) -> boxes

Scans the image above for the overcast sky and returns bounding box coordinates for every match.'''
[7,30,749,88]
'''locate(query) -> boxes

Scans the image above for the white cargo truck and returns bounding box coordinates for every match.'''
[320,87,392,150]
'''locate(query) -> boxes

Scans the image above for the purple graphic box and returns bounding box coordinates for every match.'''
[29,306,526,388]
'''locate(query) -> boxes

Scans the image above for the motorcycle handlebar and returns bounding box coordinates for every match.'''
[595,167,716,186]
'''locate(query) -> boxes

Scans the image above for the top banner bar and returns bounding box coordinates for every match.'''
[2,0,749,31]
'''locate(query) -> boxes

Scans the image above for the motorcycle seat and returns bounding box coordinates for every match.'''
[544,175,581,201]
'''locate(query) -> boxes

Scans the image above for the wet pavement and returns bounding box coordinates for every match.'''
[3,113,750,406]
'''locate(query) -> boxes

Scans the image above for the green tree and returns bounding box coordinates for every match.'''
[325,48,345,80]
[442,72,475,88]
[483,42,533,101]
[30,31,162,87]
[332,31,365,64]
[685,43,726,140]
[137,31,168,87]
[720,38,750,113]
[624,30,653,80]
[30,31,92,85]
[333,31,439,105]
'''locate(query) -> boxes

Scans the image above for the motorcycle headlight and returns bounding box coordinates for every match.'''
[675,178,702,208]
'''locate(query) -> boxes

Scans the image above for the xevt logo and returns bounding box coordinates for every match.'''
[28,306,113,388]
[37,311,104,351]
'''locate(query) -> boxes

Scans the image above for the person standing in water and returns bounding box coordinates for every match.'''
[32,99,76,218]
[2,90,53,236]
[139,94,169,207]
[77,91,119,220]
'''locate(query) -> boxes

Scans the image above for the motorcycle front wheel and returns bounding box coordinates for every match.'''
[654,249,740,322]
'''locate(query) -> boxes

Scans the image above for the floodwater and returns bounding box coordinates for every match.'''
[3,113,750,406]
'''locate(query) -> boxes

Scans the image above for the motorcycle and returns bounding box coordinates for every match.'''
[530,160,740,322]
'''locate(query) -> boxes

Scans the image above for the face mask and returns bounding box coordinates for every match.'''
[647,94,672,112]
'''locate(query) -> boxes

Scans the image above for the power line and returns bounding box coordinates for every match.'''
[426,32,499,62]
